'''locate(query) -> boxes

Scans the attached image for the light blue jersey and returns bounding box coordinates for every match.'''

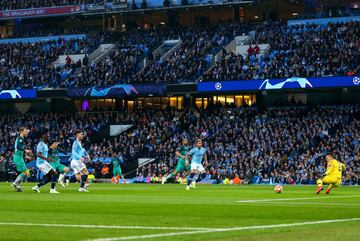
[188,147,207,164]
[36,141,49,166]
[71,140,86,160]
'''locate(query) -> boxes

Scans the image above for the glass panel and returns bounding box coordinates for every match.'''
[226,95,235,104]
[235,95,243,107]
[177,96,183,109]
[243,95,252,106]
[195,98,203,109]
[153,97,161,109]
[217,96,226,105]
[127,100,134,111]
[169,97,177,107]
[161,97,169,109]
[203,98,208,109]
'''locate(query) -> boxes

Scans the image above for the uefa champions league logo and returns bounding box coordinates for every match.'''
[85,84,139,97]
[353,77,360,85]
[0,90,21,99]
[215,82,222,90]
[259,77,313,90]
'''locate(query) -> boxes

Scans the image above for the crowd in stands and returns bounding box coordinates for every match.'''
[0,20,358,87]
[132,104,360,185]
[0,32,114,89]
[201,21,359,82]
[0,104,359,185]
[135,23,250,84]
[0,0,101,10]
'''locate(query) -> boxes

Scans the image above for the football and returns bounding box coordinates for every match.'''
[274,185,283,193]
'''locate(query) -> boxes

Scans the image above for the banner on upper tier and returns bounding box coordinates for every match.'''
[0,89,37,99]
[67,84,167,97]
[198,76,360,92]
[0,5,84,19]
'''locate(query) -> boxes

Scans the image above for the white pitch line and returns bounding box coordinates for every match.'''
[86,218,360,241]
[252,201,360,206]
[0,222,216,231]
[236,195,360,203]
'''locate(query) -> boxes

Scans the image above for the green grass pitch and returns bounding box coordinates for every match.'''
[0,183,360,241]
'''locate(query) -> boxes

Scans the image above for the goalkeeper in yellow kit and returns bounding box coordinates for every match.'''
[316,153,346,194]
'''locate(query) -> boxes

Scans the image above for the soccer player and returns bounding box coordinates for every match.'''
[49,141,70,187]
[185,139,208,190]
[111,152,126,184]
[316,153,345,194]
[71,130,90,192]
[12,127,32,192]
[162,138,190,184]
[32,131,59,194]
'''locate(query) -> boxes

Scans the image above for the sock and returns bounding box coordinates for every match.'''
[328,184,333,190]
[111,177,118,183]
[196,173,207,183]
[51,174,58,189]
[187,173,195,186]
[38,175,50,188]
[58,174,64,183]
[165,173,174,180]
[316,179,323,187]
[80,175,88,188]
[13,173,26,185]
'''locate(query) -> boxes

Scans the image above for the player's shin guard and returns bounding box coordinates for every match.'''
[316,179,323,187]
[80,174,88,188]
[187,173,195,186]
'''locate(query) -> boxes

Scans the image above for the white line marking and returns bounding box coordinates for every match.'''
[253,201,360,206]
[236,195,360,203]
[86,218,360,241]
[0,222,215,231]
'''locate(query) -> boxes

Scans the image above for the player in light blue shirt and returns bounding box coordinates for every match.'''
[185,139,208,190]
[32,131,59,194]
[36,141,49,166]
[70,130,90,192]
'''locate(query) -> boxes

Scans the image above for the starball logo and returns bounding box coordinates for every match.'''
[353,77,360,85]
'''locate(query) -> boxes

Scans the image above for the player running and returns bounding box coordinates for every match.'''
[32,131,59,194]
[185,139,208,190]
[71,130,90,192]
[49,141,70,187]
[162,138,190,184]
[12,127,32,192]
[316,153,346,194]
[111,152,126,184]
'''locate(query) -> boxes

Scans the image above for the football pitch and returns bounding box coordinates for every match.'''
[0,183,360,241]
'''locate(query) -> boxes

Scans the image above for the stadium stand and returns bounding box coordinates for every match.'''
[0,20,358,88]
[201,21,359,82]
[0,0,101,10]
[1,105,359,185]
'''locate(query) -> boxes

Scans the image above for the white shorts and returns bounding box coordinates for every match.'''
[71,160,87,174]
[37,162,54,175]
[191,163,205,173]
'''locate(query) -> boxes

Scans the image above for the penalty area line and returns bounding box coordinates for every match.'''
[236,195,360,203]
[86,218,360,241]
[0,222,215,231]
[248,201,360,206]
